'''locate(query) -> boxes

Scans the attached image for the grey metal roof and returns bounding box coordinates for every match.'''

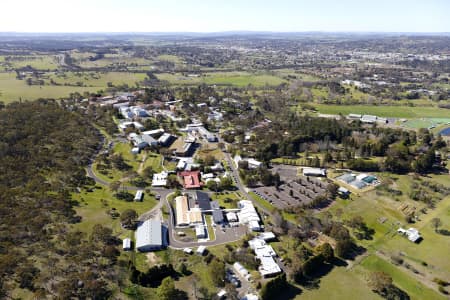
[210,200,220,210]
[212,210,224,223]
[194,191,211,210]
[135,219,162,249]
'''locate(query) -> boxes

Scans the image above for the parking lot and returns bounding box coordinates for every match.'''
[253,175,329,209]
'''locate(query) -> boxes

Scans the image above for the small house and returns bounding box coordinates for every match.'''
[134,190,144,202]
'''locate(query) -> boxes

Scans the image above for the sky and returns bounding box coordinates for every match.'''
[0,0,449,33]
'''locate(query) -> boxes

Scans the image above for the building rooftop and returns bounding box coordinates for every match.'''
[212,210,224,224]
[179,170,201,189]
[188,208,203,225]
[258,255,282,277]
[175,196,190,227]
[135,219,162,251]
[152,171,168,187]
[194,191,211,210]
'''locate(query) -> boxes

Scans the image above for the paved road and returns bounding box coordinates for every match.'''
[222,150,273,217]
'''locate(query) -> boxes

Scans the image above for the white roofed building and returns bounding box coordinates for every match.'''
[122,238,131,251]
[302,167,326,177]
[238,200,261,231]
[152,171,168,187]
[135,220,163,252]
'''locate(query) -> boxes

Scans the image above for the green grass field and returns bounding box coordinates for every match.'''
[0,72,100,102]
[210,191,240,209]
[48,71,146,87]
[72,186,158,236]
[156,71,286,87]
[313,104,449,118]
[379,196,450,282]
[0,71,146,103]
[322,173,450,299]
[249,191,276,212]
[358,255,446,300]
[0,54,59,70]
[294,266,381,300]
[157,54,184,64]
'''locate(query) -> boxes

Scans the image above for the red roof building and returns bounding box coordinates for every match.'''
[178,170,202,189]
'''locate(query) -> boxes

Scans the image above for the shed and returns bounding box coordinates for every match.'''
[183,248,193,254]
[134,190,144,202]
[122,238,131,251]
[197,246,207,256]
[135,220,163,252]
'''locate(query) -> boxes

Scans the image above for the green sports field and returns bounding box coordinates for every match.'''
[314,104,450,118]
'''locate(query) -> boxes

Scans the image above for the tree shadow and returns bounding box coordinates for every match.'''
[344,245,367,260]
[438,229,450,236]
[277,282,303,299]
[331,257,348,267]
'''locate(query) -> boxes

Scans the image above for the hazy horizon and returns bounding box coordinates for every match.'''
[0,0,448,33]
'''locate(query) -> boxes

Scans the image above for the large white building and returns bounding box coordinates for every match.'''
[249,236,282,278]
[152,171,168,187]
[237,200,261,231]
[135,220,163,252]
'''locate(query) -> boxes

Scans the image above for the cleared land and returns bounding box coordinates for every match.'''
[156,71,286,87]
[72,186,158,235]
[0,71,146,102]
[313,104,450,118]
[358,255,446,300]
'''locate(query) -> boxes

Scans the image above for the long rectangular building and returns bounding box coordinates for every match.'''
[175,196,190,227]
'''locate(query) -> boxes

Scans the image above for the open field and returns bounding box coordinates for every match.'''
[48,71,146,87]
[156,54,184,64]
[402,118,450,129]
[0,71,146,102]
[0,72,99,102]
[293,266,381,300]
[379,196,450,282]
[313,104,450,118]
[156,71,286,87]
[322,173,450,299]
[358,255,446,300]
[210,191,240,209]
[71,186,158,235]
[0,54,59,70]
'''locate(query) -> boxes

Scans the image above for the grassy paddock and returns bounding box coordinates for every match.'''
[156,71,286,87]
[313,104,449,118]
[359,255,445,300]
[72,186,157,236]
[294,266,381,300]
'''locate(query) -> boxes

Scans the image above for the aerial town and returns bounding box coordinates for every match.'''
[0,2,450,300]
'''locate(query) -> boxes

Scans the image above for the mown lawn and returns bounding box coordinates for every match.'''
[313,104,449,118]
[211,191,241,209]
[249,191,276,212]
